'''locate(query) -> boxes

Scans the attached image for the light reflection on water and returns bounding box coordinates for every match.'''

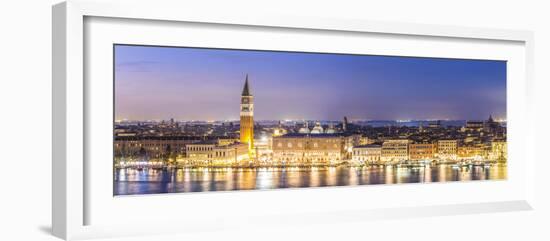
[114,164,507,195]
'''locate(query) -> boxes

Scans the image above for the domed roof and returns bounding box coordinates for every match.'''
[310,122,324,134]
[298,121,310,134]
[325,122,336,133]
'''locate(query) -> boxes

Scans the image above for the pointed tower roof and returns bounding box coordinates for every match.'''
[242,74,252,96]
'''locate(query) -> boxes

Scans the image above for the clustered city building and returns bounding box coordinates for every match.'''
[114,76,507,168]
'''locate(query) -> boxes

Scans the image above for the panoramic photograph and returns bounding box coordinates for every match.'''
[113,44,507,195]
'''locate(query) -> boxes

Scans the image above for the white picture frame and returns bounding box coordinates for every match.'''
[52,0,535,240]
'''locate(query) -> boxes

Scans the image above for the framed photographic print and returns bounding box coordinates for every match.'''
[52,0,535,240]
[113,44,508,195]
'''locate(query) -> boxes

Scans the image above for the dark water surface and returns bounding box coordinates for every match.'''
[114,164,506,195]
[114,164,507,195]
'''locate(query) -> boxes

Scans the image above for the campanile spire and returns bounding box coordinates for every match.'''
[240,74,254,153]
[242,74,251,96]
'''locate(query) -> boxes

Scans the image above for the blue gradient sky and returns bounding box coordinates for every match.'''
[114,45,506,121]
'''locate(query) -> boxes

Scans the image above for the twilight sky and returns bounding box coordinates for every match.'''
[114,44,506,121]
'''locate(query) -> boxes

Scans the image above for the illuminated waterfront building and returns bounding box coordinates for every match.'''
[352,144,382,164]
[240,74,254,153]
[180,141,249,166]
[489,139,507,162]
[381,139,409,163]
[114,136,200,160]
[272,133,353,165]
[437,139,458,160]
[114,136,242,162]
[457,143,486,160]
[254,133,273,161]
[408,142,436,160]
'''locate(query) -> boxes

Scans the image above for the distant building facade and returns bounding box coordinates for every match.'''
[408,142,436,160]
[381,139,409,163]
[114,136,241,163]
[272,133,353,165]
[114,136,200,160]
[181,141,249,166]
[465,121,484,132]
[457,143,486,160]
[489,139,507,161]
[437,140,458,160]
[428,120,441,128]
[352,144,382,164]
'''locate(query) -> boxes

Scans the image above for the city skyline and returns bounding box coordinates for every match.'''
[115,44,506,121]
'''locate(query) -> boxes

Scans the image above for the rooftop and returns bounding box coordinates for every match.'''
[278,133,350,138]
[353,144,382,148]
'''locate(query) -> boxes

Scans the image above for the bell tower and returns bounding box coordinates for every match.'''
[240,74,254,153]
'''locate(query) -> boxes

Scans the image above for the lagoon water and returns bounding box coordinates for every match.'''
[114,164,506,195]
